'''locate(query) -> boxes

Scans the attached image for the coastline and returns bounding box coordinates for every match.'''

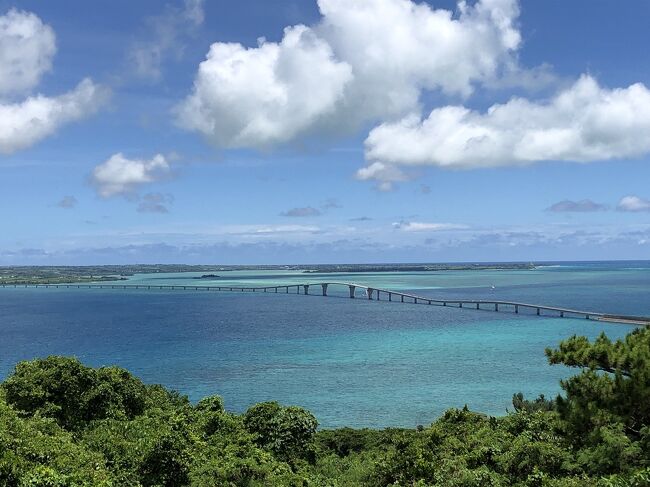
[0,262,536,285]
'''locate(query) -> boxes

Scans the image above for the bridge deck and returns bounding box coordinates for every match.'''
[1,281,648,326]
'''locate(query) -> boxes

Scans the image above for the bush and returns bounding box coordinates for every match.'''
[2,356,148,430]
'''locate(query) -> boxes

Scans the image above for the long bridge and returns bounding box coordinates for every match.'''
[3,281,649,326]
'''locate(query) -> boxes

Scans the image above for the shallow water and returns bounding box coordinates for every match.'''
[0,261,647,428]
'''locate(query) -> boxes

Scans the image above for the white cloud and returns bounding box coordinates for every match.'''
[355,161,410,191]
[130,0,205,81]
[228,224,322,236]
[0,9,109,154]
[0,8,56,96]
[176,24,352,148]
[617,195,650,212]
[317,0,520,114]
[91,153,171,197]
[177,0,522,148]
[361,75,650,181]
[393,221,469,232]
[0,79,109,154]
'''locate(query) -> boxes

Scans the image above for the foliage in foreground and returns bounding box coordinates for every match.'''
[0,327,649,486]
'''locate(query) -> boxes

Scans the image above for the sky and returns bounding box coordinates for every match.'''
[1,0,649,265]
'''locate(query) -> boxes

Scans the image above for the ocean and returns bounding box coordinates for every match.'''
[1,261,648,428]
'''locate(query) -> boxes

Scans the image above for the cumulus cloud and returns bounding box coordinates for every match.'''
[317,0,520,110]
[546,199,607,213]
[176,0,522,148]
[91,153,172,197]
[393,221,469,232]
[137,192,174,213]
[130,0,205,81]
[172,0,650,192]
[0,10,108,154]
[281,206,322,217]
[0,79,109,154]
[0,9,56,96]
[617,195,650,212]
[56,195,78,209]
[177,24,352,148]
[355,161,410,191]
[360,75,650,182]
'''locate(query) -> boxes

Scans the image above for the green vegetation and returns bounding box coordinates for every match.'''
[1,327,649,486]
[0,266,222,285]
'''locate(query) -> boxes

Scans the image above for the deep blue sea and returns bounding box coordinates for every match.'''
[1,261,648,428]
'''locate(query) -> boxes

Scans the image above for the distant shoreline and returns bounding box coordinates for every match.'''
[0,262,534,285]
[302,263,534,273]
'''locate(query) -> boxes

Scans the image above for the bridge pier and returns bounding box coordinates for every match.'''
[349,285,356,298]
[515,305,518,313]
[321,284,328,296]
[367,288,374,300]
[560,311,564,317]
[401,295,404,303]
[303,285,309,295]
[476,303,479,310]
[495,303,499,311]
[536,308,540,316]
[388,292,392,301]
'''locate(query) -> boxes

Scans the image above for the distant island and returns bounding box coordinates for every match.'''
[0,265,231,285]
[0,262,535,285]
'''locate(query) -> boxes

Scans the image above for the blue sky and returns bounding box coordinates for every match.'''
[1,0,649,264]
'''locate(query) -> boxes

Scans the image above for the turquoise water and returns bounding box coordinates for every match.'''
[0,261,648,428]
